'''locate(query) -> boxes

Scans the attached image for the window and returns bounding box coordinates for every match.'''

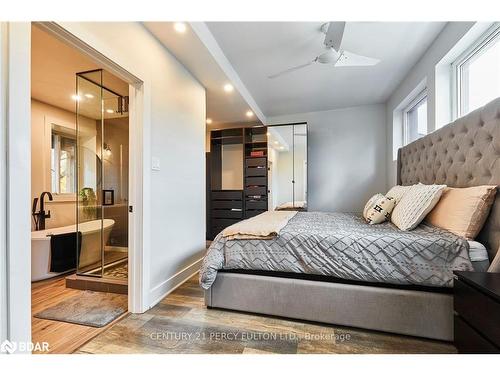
[403,90,428,145]
[51,131,76,194]
[454,23,500,117]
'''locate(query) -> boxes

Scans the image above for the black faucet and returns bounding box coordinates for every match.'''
[32,192,53,230]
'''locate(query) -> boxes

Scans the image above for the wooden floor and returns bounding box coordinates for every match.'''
[76,274,457,354]
[32,276,128,354]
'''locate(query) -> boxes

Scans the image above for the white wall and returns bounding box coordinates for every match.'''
[385,22,489,187]
[0,22,32,348]
[268,104,386,213]
[54,22,206,310]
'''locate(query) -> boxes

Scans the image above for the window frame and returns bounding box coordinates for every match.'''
[452,23,500,118]
[402,89,428,146]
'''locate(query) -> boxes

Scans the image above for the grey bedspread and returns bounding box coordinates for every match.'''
[200,212,474,289]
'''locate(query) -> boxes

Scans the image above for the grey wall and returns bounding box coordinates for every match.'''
[385,22,489,187]
[268,104,386,213]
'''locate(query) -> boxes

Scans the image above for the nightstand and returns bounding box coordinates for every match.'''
[454,271,500,353]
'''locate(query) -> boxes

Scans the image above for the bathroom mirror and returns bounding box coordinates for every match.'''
[267,123,308,211]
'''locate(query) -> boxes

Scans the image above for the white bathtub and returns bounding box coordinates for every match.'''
[31,219,115,281]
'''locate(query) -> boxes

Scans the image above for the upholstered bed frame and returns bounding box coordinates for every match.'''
[205,98,500,341]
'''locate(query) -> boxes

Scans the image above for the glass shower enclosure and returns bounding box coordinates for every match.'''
[75,69,128,278]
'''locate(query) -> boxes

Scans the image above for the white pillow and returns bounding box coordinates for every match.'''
[363,194,396,225]
[391,184,446,231]
[386,185,412,204]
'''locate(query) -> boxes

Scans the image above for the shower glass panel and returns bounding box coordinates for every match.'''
[76,70,104,276]
[102,85,129,276]
[76,69,129,279]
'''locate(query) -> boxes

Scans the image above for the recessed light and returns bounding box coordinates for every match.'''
[274,141,279,145]
[279,146,284,150]
[266,132,271,136]
[84,93,94,99]
[206,118,213,124]
[174,22,187,33]
[246,110,254,118]
[223,84,234,93]
[71,94,81,101]
[106,109,114,114]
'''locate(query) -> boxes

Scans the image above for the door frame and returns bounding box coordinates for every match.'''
[2,21,148,351]
[34,22,146,313]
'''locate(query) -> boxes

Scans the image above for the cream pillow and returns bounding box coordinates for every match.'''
[425,186,497,239]
[391,184,446,231]
[363,194,396,225]
[386,185,412,204]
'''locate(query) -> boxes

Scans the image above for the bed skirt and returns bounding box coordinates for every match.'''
[204,272,454,341]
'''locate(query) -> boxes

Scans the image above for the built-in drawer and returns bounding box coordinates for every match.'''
[454,279,500,348]
[246,200,268,210]
[211,200,243,209]
[211,218,241,237]
[245,186,267,196]
[245,210,266,219]
[454,315,499,353]
[245,157,267,167]
[245,166,267,177]
[211,190,243,200]
[245,176,267,186]
[211,209,243,219]
[212,218,240,228]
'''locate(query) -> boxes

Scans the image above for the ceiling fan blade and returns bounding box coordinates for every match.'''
[268,61,314,79]
[324,22,345,51]
[335,51,380,67]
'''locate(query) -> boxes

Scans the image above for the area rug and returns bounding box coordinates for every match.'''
[34,291,127,328]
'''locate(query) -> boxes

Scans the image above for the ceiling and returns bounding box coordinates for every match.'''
[31,25,129,120]
[205,22,447,117]
[144,22,260,126]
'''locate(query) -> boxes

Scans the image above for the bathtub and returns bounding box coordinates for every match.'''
[31,219,115,281]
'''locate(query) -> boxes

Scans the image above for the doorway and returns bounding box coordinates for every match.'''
[29,23,139,353]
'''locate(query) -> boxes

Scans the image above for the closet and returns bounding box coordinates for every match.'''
[207,126,268,239]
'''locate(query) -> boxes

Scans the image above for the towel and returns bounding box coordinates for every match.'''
[49,232,82,273]
[222,210,297,240]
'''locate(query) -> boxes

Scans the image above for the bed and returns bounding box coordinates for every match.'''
[275,200,307,211]
[201,97,500,341]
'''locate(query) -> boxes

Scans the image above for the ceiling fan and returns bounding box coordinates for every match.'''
[268,22,380,79]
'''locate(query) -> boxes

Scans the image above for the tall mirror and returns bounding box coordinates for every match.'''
[267,123,308,211]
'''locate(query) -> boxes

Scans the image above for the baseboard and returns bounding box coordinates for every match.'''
[148,257,202,309]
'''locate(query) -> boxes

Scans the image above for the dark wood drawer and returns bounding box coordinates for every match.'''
[245,176,267,186]
[245,157,267,167]
[454,315,499,353]
[245,186,267,196]
[246,200,268,210]
[454,279,500,347]
[211,200,243,209]
[212,218,240,228]
[211,209,243,219]
[211,190,243,200]
[245,166,267,177]
[245,210,266,219]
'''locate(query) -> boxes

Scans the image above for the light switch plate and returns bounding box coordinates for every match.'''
[152,156,160,171]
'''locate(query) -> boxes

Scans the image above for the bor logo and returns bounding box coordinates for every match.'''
[0,340,17,354]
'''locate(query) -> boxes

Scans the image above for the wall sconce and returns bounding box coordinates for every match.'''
[104,143,112,157]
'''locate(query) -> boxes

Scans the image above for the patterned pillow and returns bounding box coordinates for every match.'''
[386,185,412,204]
[363,194,396,225]
[391,184,446,231]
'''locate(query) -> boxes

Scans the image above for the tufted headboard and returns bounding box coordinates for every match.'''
[397,97,500,261]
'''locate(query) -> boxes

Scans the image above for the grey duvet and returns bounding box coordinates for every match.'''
[200,212,474,289]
